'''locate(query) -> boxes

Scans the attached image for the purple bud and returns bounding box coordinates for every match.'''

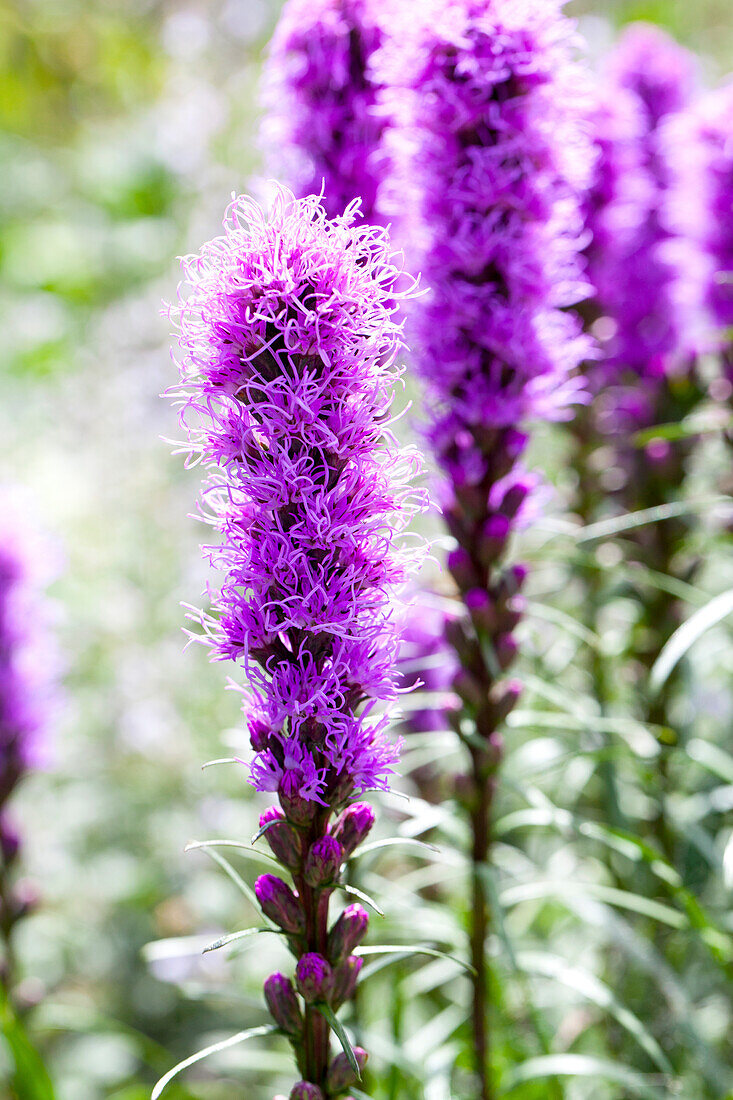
[447,546,478,591]
[295,953,333,1004]
[332,803,375,858]
[289,1084,324,1100]
[260,806,302,871]
[304,836,342,888]
[264,972,303,1036]
[495,634,518,671]
[331,954,363,1010]
[464,589,497,634]
[327,1047,368,1091]
[479,514,511,567]
[327,904,369,963]
[249,718,270,753]
[255,875,305,935]
[452,669,485,709]
[0,819,20,865]
[499,482,530,520]
[279,786,316,827]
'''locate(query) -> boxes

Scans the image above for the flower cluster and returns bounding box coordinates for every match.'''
[376,0,593,709]
[262,0,388,223]
[172,187,425,1094]
[584,24,699,383]
[663,81,733,366]
[0,490,59,975]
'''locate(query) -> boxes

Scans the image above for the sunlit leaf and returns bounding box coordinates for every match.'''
[650,587,733,693]
[151,1024,276,1098]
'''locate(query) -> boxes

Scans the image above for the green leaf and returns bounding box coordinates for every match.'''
[1,994,56,1100]
[185,839,279,867]
[151,1024,276,1098]
[341,883,385,917]
[500,1054,671,1098]
[355,944,475,976]
[195,847,261,915]
[573,497,727,544]
[500,880,687,928]
[650,587,733,693]
[203,927,280,954]
[516,951,673,1073]
[316,1004,360,1080]
[351,837,439,860]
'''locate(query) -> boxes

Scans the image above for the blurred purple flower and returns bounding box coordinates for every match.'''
[262,0,388,222]
[663,81,733,362]
[584,24,700,381]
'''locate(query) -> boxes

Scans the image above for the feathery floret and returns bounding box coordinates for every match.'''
[171,187,424,805]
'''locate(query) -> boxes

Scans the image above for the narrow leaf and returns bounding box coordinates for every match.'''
[355,944,475,976]
[203,927,277,954]
[151,1024,276,1099]
[500,1053,671,1099]
[197,848,260,914]
[186,839,278,867]
[650,587,733,693]
[341,883,385,917]
[316,1004,360,1079]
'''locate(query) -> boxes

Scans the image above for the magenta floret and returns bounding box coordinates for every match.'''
[171,188,425,805]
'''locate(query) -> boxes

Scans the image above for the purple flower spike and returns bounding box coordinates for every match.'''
[255,874,306,936]
[172,187,426,806]
[295,952,334,1003]
[584,24,700,383]
[262,0,389,222]
[663,81,733,362]
[303,835,343,888]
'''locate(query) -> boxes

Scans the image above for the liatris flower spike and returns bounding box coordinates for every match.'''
[584,23,699,385]
[0,489,59,993]
[664,81,733,375]
[376,1,594,1093]
[166,186,426,1096]
[262,0,388,222]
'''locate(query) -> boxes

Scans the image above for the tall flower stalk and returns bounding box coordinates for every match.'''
[0,492,58,997]
[262,0,388,223]
[376,1,593,1093]
[581,26,702,862]
[169,187,425,1097]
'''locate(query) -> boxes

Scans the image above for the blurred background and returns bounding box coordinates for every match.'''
[1,1,732,1098]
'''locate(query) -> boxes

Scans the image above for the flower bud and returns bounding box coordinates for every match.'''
[447,546,478,591]
[327,1047,368,1091]
[255,875,305,935]
[279,787,316,827]
[332,803,374,858]
[249,718,270,753]
[304,836,342,888]
[0,819,20,865]
[495,633,518,671]
[327,904,369,963]
[264,972,303,1036]
[452,668,485,709]
[260,806,302,871]
[464,588,497,634]
[289,1083,324,1100]
[478,513,510,567]
[295,953,333,1004]
[331,954,363,1009]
